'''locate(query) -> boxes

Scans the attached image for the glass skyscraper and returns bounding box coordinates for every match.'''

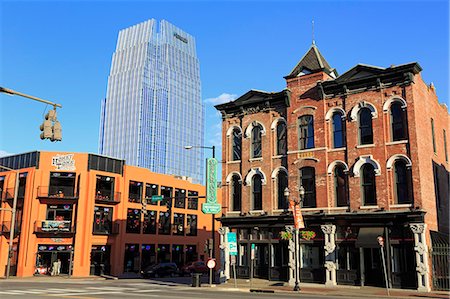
[99,19,204,183]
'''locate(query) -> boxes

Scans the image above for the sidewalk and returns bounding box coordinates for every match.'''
[213,278,450,299]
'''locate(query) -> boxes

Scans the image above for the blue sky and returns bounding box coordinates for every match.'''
[1,0,449,163]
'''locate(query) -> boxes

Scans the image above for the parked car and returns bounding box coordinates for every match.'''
[181,261,209,276]
[141,262,179,278]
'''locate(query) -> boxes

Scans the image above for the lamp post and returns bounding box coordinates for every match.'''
[0,164,20,279]
[284,185,305,292]
[184,145,216,282]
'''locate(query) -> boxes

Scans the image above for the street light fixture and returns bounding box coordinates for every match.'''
[184,144,216,283]
[284,185,305,292]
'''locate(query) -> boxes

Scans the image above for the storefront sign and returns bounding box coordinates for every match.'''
[52,154,76,171]
[203,158,221,214]
[297,152,314,160]
[227,232,238,256]
[251,244,255,260]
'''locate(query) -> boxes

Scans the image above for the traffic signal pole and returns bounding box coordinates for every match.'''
[0,87,62,108]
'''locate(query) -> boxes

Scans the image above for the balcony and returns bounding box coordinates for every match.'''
[0,222,21,237]
[92,223,120,235]
[36,186,78,203]
[95,192,121,205]
[34,220,75,236]
[3,188,24,208]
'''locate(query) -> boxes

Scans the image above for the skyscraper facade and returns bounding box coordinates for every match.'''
[99,19,204,183]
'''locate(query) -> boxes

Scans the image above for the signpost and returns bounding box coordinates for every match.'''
[227,232,238,288]
[250,244,255,287]
[207,258,216,285]
[378,236,390,296]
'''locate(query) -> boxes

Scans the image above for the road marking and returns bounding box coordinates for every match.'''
[48,291,122,296]
[131,289,160,293]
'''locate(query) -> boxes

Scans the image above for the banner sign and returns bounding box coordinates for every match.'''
[290,201,305,229]
[203,158,221,214]
[228,232,238,256]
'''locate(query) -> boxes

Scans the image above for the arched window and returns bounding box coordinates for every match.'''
[252,174,263,210]
[332,112,345,148]
[251,125,262,158]
[390,102,406,141]
[276,122,287,155]
[361,163,377,205]
[298,115,314,150]
[300,167,316,208]
[277,171,288,209]
[334,165,348,207]
[232,128,242,161]
[359,108,373,145]
[231,175,242,211]
[394,160,412,204]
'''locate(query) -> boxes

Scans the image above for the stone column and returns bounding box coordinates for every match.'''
[218,226,230,283]
[285,225,296,286]
[409,223,431,292]
[321,224,337,286]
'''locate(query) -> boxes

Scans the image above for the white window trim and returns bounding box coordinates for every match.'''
[356,144,375,149]
[386,140,408,146]
[390,203,413,208]
[328,147,346,152]
[227,160,241,164]
[249,157,263,162]
[359,205,380,210]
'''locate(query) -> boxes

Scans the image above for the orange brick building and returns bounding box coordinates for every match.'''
[0,151,220,278]
[216,44,449,291]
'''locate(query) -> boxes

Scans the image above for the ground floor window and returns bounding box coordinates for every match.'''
[157,244,170,263]
[123,244,140,272]
[141,244,156,270]
[90,245,111,275]
[35,244,73,276]
[172,245,184,266]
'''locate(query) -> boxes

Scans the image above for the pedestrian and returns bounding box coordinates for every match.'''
[52,260,58,276]
[56,259,61,275]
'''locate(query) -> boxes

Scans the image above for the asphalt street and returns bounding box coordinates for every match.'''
[0,278,377,299]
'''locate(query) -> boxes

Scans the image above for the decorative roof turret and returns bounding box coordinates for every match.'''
[285,44,338,79]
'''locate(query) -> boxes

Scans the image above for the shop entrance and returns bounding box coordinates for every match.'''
[90,245,111,275]
[363,248,384,287]
[35,245,73,276]
[253,244,269,279]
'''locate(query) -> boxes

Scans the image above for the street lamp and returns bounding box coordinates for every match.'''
[284,185,305,292]
[184,144,216,282]
[0,164,20,279]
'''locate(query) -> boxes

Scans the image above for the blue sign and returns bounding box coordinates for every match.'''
[227,232,238,256]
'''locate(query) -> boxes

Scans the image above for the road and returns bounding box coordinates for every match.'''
[0,278,377,299]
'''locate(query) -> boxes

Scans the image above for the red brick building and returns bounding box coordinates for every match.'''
[216,44,449,291]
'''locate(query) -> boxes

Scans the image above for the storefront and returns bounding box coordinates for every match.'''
[90,245,111,275]
[35,244,73,276]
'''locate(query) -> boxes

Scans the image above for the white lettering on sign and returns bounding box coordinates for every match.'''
[52,154,76,171]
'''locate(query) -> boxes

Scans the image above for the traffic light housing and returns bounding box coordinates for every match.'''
[141,198,148,215]
[39,108,62,142]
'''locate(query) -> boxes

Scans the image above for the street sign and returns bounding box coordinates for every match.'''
[251,244,255,260]
[151,195,164,203]
[227,232,238,256]
[207,258,216,269]
[290,201,305,229]
[206,158,218,204]
[202,202,221,214]
[377,236,384,247]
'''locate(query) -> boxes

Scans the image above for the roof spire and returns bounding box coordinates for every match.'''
[312,19,315,45]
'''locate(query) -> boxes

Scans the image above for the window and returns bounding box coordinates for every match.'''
[359,108,373,145]
[0,176,4,198]
[252,174,263,210]
[95,176,115,201]
[145,184,158,206]
[334,165,348,207]
[143,210,157,234]
[337,244,359,270]
[332,112,345,148]
[298,115,314,150]
[187,190,198,210]
[361,164,377,205]
[276,122,287,155]
[93,206,113,234]
[174,188,186,208]
[277,171,288,209]
[186,214,197,236]
[158,211,171,235]
[231,175,242,211]
[126,208,141,233]
[300,167,316,207]
[444,130,448,162]
[431,118,436,153]
[44,204,73,232]
[123,244,139,272]
[390,102,406,141]
[173,213,185,235]
[394,160,412,204]
[128,181,142,203]
[160,186,173,207]
[251,124,263,158]
[232,128,242,161]
[49,172,76,197]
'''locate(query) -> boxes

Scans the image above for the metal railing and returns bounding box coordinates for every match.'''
[0,222,20,236]
[93,222,119,235]
[37,186,78,199]
[95,191,121,204]
[432,244,450,291]
[34,220,75,234]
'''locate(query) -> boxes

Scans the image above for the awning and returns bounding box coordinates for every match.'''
[355,227,385,248]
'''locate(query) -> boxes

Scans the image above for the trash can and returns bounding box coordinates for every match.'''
[191,273,202,287]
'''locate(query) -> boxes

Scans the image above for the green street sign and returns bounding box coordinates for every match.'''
[206,158,218,204]
[202,202,221,214]
[151,195,164,203]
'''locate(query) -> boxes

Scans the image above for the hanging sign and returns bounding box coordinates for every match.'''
[290,201,305,229]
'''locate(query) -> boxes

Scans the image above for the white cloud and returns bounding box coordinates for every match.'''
[0,150,13,158]
[205,93,237,104]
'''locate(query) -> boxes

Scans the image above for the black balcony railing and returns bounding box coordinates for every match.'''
[95,192,121,205]
[93,223,119,235]
[37,186,78,201]
[0,221,21,236]
[34,220,75,234]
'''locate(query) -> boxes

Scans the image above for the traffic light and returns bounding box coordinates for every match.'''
[141,198,148,215]
[39,108,62,142]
